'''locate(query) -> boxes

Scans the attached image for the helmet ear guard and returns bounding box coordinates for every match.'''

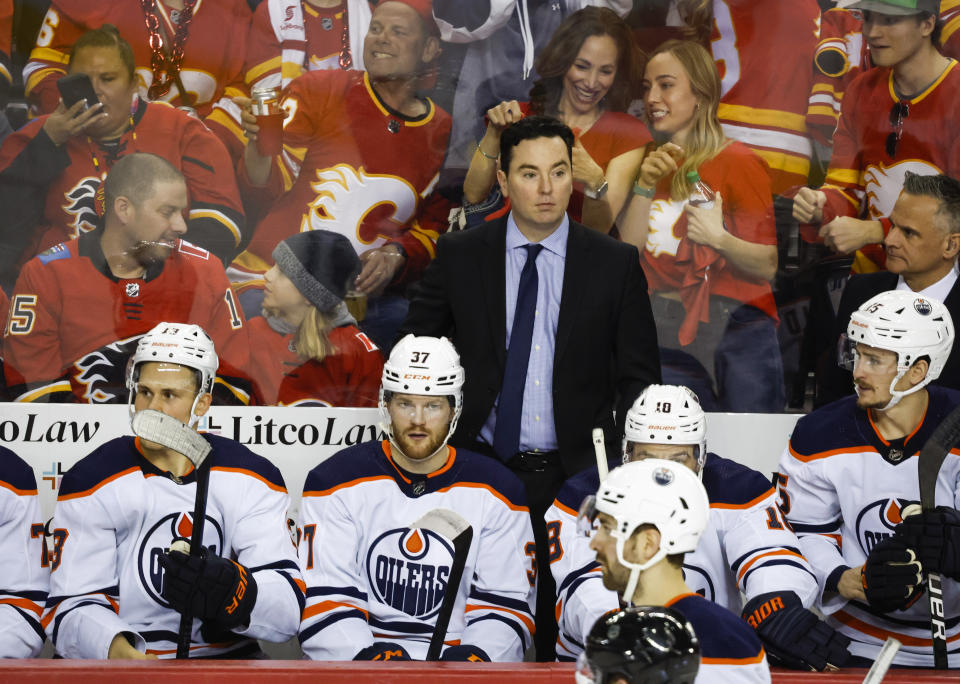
[846,292,954,410]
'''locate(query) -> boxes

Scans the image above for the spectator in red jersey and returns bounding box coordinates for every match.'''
[235,0,449,354]
[247,230,384,406]
[462,7,648,235]
[0,25,245,290]
[2,153,249,404]
[21,0,252,161]
[793,0,960,274]
[620,40,782,412]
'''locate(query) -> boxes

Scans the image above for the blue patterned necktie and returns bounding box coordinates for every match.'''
[493,243,544,461]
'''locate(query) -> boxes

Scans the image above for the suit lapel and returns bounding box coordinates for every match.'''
[481,220,508,367]
[554,222,588,369]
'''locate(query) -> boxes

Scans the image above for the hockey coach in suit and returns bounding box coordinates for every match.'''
[400,115,660,657]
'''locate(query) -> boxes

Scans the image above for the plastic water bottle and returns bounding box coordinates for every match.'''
[686,171,715,210]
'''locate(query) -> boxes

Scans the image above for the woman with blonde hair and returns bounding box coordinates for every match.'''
[463,6,649,233]
[621,39,783,412]
[247,230,383,406]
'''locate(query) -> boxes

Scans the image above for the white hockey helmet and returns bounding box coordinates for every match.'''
[623,385,707,474]
[126,322,218,427]
[379,334,466,445]
[844,291,954,409]
[580,459,709,602]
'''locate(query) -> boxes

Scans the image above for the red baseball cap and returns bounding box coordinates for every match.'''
[378,0,440,36]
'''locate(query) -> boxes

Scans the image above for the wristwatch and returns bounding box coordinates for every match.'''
[584,178,609,200]
[632,183,656,198]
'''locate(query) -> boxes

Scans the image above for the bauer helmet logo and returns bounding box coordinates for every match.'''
[914,298,933,315]
[653,467,675,486]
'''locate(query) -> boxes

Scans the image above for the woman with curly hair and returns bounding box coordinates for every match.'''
[463,6,649,234]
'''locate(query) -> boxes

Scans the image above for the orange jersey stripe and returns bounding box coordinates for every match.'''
[711,488,774,510]
[737,549,807,583]
[702,648,767,665]
[834,610,960,647]
[57,467,139,501]
[0,597,43,617]
[210,466,286,493]
[465,603,535,634]
[0,480,38,496]
[302,600,368,622]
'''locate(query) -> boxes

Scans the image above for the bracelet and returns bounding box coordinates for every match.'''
[632,183,656,198]
[476,142,498,161]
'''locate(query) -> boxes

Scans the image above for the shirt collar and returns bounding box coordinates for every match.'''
[505,212,569,258]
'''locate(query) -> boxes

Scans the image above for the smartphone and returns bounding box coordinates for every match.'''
[57,73,100,109]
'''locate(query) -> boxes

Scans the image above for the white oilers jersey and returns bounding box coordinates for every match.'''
[298,440,535,661]
[0,447,47,657]
[779,386,960,667]
[46,434,303,659]
[548,454,817,661]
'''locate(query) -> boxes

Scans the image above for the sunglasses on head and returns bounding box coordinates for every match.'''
[886,101,909,158]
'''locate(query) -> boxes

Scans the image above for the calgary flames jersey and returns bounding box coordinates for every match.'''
[2,233,247,403]
[712,0,820,194]
[234,69,450,287]
[246,317,383,407]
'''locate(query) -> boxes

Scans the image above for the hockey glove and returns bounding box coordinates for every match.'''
[861,535,924,613]
[440,645,491,662]
[741,591,851,671]
[896,505,960,580]
[354,642,412,661]
[160,549,258,630]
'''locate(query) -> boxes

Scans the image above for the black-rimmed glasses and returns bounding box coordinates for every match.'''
[886,101,909,158]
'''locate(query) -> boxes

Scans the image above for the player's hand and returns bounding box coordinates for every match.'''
[897,505,960,580]
[43,99,105,145]
[160,549,258,629]
[792,187,826,224]
[107,633,157,660]
[440,644,490,662]
[819,217,883,255]
[742,591,851,671]
[685,191,727,250]
[485,100,523,136]
[861,535,924,613]
[636,142,682,190]
[354,642,412,660]
[572,137,605,194]
[354,245,406,296]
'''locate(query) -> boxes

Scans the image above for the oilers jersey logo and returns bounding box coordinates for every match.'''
[137,511,225,607]
[855,497,915,554]
[365,527,452,619]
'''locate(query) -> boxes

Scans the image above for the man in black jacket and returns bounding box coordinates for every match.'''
[818,171,960,405]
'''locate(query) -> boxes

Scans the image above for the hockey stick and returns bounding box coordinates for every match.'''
[592,428,609,481]
[412,509,474,661]
[861,637,902,684]
[132,409,213,659]
[899,403,960,669]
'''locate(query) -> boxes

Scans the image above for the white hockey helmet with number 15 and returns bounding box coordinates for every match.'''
[380,334,466,444]
[623,385,707,474]
[580,459,709,602]
[845,291,954,409]
[125,322,219,428]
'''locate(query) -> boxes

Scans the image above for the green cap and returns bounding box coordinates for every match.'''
[686,171,701,183]
[847,0,939,16]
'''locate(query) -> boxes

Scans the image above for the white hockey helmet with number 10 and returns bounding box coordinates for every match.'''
[380,334,466,444]
[581,459,710,602]
[623,385,707,474]
[125,322,219,428]
[845,291,954,409]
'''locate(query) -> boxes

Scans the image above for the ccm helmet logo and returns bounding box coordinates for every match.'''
[403,374,432,380]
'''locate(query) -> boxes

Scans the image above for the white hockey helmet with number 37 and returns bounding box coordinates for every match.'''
[844,291,954,409]
[623,385,707,475]
[125,322,219,428]
[380,334,466,445]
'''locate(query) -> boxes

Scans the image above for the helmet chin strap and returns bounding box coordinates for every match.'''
[617,535,666,604]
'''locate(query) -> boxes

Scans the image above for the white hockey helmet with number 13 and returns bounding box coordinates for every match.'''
[845,291,954,409]
[380,334,466,445]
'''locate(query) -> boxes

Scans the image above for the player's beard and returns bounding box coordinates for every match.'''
[393,423,449,462]
[598,553,634,596]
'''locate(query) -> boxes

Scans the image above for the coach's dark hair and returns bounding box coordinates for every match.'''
[903,171,960,235]
[498,116,575,175]
[104,153,184,216]
[69,24,136,82]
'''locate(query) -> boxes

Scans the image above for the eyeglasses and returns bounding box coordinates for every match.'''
[886,101,909,158]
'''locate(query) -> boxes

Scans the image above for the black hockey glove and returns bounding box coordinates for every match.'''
[861,535,924,613]
[741,591,851,670]
[896,505,960,580]
[440,644,490,662]
[160,549,258,630]
[354,642,412,661]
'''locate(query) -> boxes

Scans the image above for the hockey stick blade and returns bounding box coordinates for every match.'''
[902,402,960,669]
[132,409,212,467]
[593,428,609,481]
[413,509,473,661]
